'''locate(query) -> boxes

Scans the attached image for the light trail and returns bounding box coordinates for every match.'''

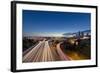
[23,40,71,62]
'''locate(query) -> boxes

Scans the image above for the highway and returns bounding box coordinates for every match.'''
[56,43,71,60]
[23,40,70,62]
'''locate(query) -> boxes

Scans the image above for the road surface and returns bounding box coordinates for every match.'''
[23,40,70,62]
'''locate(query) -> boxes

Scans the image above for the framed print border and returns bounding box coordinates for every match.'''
[11,1,98,72]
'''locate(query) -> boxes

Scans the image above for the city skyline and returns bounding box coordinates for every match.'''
[23,10,91,37]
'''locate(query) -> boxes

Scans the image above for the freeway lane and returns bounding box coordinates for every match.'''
[56,43,71,60]
[23,40,70,62]
[42,41,54,61]
[23,41,45,62]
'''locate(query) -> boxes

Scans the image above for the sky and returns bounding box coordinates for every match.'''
[23,10,91,37]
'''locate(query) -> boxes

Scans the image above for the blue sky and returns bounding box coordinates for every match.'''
[23,10,91,37]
